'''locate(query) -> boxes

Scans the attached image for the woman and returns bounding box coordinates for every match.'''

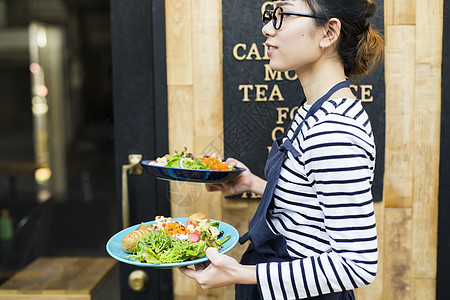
[180,0,383,299]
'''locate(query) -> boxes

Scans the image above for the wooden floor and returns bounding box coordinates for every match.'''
[0,257,119,300]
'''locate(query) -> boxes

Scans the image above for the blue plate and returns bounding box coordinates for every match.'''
[106,218,239,268]
[139,160,245,183]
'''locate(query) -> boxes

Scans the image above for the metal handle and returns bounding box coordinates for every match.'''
[122,154,143,229]
[128,270,149,292]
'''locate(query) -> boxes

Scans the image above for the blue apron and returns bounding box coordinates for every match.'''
[236,80,355,300]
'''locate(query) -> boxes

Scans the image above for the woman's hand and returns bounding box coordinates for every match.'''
[205,158,266,196]
[178,247,257,289]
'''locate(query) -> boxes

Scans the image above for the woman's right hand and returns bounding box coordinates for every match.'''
[205,158,266,196]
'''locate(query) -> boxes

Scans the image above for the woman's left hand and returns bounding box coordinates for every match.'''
[179,247,257,289]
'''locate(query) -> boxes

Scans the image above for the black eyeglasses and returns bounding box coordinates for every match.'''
[263,6,326,30]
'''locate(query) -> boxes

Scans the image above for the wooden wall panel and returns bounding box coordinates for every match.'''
[411,63,441,280]
[190,0,225,239]
[166,1,198,298]
[192,0,223,138]
[383,25,415,208]
[173,269,197,300]
[189,0,223,226]
[411,0,443,292]
[415,0,443,65]
[381,0,442,299]
[384,208,412,299]
[166,0,228,299]
[385,0,416,25]
[412,279,436,300]
[165,0,193,85]
[167,86,195,150]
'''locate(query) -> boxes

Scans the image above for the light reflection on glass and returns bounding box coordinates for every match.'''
[34,84,48,97]
[29,63,41,74]
[29,23,51,202]
[29,22,68,202]
[37,27,47,48]
[35,167,52,184]
[32,98,49,115]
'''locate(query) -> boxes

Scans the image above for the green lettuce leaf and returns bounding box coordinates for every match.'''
[128,230,209,264]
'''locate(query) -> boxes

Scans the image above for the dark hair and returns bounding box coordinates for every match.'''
[305,0,384,77]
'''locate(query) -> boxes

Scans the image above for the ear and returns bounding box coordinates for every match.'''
[319,18,341,49]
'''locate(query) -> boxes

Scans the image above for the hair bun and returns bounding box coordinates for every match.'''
[353,23,384,76]
[365,0,378,19]
[305,0,384,77]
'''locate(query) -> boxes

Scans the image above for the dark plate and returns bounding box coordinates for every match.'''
[139,160,245,183]
[106,218,239,269]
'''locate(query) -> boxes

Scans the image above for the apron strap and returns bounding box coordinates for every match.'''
[288,79,351,143]
[280,79,352,158]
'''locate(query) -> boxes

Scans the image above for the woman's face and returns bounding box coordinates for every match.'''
[262,0,324,74]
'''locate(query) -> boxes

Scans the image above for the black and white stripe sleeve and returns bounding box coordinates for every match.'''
[256,114,378,299]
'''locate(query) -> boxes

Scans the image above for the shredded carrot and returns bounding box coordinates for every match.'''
[202,157,230,171]
[163,221,190,236]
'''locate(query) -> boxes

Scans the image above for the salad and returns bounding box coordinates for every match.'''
[150,147,233,171]
[126,215,230,264]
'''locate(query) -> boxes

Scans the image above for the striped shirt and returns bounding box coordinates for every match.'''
[257,98,378,299]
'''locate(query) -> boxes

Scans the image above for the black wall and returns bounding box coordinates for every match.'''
[437,1,450,299]
[222,0,385,202]
[110,0,171,299]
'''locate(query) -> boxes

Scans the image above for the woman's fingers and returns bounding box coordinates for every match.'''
[205,182,236,195]
[179,250,251,289]
[194,261,210,271]
[205,247,221,262]
[179,266,198,280]
[204,158,257,196]
[205,183,223,192]
[225,158,238,167]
